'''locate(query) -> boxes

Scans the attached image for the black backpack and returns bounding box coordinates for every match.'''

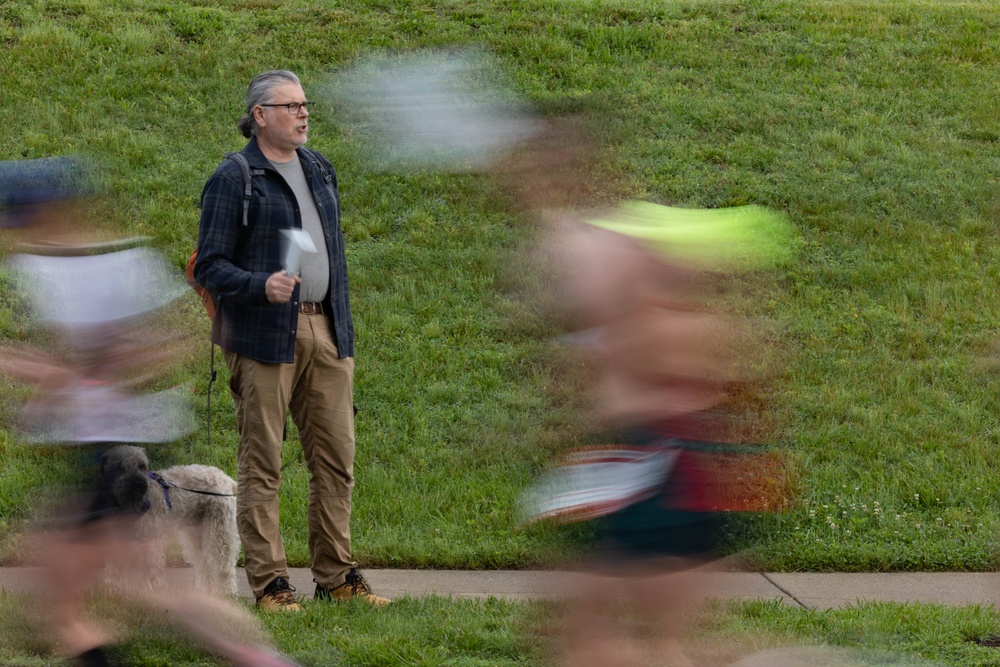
[185,152,261,317]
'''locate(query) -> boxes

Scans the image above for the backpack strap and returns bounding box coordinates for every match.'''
[298,146,335,186]
[224,149,331,229]
[224,151,265,227]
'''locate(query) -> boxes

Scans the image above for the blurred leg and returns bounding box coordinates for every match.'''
[626,558,702,667]
[42,515,139,658]
[560,572,630,667]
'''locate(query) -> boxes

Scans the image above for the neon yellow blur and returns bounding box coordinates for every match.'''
[586,201,797,271]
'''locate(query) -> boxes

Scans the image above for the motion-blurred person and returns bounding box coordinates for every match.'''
[327,52,791,665]
[195,70,388,610]
[512,126,794,667]
[0,157,300,667]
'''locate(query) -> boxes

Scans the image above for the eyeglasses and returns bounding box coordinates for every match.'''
[259,101,315,115]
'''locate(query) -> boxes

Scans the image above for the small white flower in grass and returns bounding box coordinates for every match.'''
[845,530,851,535]
[915,523,921,529]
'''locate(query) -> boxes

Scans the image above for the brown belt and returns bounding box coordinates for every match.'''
[299,301,324,315]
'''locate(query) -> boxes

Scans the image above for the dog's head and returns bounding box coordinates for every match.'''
[98,445,150,513]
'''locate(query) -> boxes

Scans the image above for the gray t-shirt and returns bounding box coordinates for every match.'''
[268,156,330,303]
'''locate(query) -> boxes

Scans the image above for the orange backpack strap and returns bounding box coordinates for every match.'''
[185,250,216,319]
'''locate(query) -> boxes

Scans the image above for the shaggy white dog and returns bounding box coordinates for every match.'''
[99,445,240,596]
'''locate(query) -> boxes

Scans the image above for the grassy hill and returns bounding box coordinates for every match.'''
[1,0,1000,571]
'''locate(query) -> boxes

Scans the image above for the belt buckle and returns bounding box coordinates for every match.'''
[300,302,318,315]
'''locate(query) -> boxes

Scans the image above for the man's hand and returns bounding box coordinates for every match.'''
[265,270,301,304]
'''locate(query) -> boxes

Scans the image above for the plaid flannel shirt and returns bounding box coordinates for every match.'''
[194,138,354,363]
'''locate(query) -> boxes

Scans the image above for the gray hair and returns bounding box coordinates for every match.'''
[237,70,301,138]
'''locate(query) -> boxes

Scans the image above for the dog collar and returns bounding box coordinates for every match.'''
[137,471,173,515]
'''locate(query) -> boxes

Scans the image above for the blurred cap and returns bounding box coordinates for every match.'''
[0,156,96,225]
[324,48,542,172]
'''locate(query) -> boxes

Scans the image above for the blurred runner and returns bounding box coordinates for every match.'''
[0,157,299,667]
[511,124,795,667]
[325,50,795,666]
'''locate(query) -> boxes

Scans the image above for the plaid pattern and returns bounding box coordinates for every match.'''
[194,139,354,363]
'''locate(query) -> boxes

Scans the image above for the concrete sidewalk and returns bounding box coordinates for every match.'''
[1,567,999,610]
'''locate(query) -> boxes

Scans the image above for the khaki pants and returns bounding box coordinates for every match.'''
[224,311,356,598]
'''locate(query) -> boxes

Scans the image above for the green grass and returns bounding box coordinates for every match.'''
[698,599,1000,667]
[6,592,1000,666]
[2,0,1000,572]
[0,593,543,666]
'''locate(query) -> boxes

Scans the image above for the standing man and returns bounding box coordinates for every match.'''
[195,70,389,611]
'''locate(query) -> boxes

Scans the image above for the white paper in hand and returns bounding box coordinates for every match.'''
[280,229,317,276]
